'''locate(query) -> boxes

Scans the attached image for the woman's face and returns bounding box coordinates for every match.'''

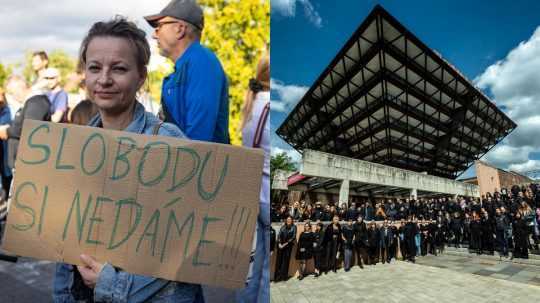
[85,36,146,116]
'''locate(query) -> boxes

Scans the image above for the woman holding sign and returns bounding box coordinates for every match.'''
[53,17,203,303]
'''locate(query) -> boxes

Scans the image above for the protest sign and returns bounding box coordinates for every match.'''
[3,120,263,289]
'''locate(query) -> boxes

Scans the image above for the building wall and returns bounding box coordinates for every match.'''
[476,161,501,197]
[475,161,532,197]
[499,171,531,191]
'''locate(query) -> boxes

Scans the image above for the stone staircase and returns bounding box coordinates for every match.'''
[443,245,540,266]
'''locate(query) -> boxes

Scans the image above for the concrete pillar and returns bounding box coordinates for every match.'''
[410,188,417,200]
[339,179,350,205]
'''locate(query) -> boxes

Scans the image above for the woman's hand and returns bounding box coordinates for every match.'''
[77,254,105,289]
[0,125,9,140]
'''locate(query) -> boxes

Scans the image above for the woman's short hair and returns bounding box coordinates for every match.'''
[79,16,150,74]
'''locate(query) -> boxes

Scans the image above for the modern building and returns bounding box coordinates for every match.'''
[274,5,516,203]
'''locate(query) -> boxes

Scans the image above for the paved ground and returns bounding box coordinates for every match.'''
[416,253,540,286]
[0,256,55,303]
[271,255,540,303]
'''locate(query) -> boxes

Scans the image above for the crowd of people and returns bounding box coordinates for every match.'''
[1,0,270,302]
[0,52,99,202]
[271,184,540,282]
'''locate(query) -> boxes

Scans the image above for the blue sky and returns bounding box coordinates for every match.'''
[270,0,540,179]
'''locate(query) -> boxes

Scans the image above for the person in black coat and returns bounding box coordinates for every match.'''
[469,213,483,254]
[361,202,375,221]
[427,220,438,256]
[0,93,51,171]
[322,205,333,222]
[341,218,355,271]
[420,221,430,256]
[512,213,529,259]
[345,203,358,221]
[274,216,297,282]
[295,222,314,280]
[388,222,399,261]
[494,208,510,257]
[324,215,341,273]
[449,212,463,248]
[462,212,471,245]
[379,220,394,263]
[353,216,368,268]
[480,212,495,255]
[270,226,276,255]
[367,222,379,264]
[403,217,418,262]
[312,222,325,277]
[311,202,324,221]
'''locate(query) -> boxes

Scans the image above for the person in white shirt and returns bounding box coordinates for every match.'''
[235,54,270,303]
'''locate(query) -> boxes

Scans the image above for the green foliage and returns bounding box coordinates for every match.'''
[270,152,297,189]
[200,0,270,146]
[147,60,173,106]
[0,63,11,88]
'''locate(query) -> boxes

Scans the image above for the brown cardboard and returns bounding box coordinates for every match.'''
[2,119,263,289]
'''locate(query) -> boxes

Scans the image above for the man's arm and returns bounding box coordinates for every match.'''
[183,58,226,141]
[51,110,66,123]
[50,91,68,123]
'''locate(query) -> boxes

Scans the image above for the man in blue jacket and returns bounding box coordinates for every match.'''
[145,0,229,144]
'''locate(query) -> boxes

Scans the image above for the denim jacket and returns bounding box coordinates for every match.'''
[53,102,203,302]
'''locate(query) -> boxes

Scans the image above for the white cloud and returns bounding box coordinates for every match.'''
[298,0,322,28]
[482,145,532,170]
[270,99,286,112]
[0,0,171,69]
[508,160,540,173]
[271,0,322,27]
[271,0,296,17]
[475,26,540,173]
[271,78,308,113]
[475,26,540,108]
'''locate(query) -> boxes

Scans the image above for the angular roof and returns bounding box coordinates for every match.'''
[276,5,516,179]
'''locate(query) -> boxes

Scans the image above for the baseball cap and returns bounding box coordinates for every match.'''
[43,68,60,79]
[144,0,204,30]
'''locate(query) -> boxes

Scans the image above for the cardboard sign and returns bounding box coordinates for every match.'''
[3,120,263,289]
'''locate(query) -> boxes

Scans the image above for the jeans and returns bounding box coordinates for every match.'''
[344,248,353,271]
[496,229,508,256]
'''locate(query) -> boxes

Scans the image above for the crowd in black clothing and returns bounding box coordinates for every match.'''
[271,184,540,282]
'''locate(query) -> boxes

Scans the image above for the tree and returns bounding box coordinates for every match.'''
[0,63,11,88]
[270,152,298,189]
